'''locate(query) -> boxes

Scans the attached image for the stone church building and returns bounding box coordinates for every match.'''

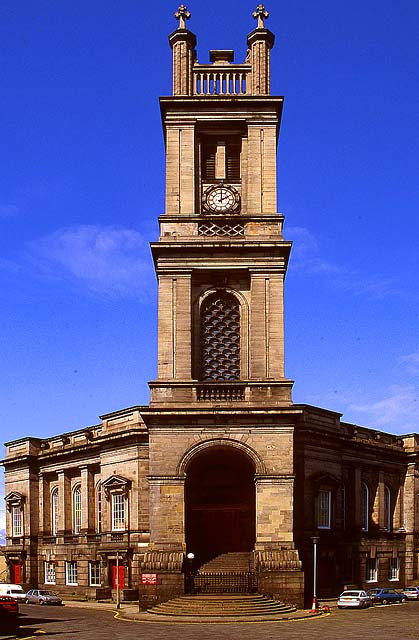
[3,6,419,608]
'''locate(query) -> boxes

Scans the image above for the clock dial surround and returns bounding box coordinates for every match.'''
[203,185,240,214]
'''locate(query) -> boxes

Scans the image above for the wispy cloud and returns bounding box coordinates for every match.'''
[28,224,154,300]
[400,351,419,375]
[287,226,396,299]
[348,384,418,430]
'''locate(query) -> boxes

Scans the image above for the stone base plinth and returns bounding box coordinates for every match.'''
[138,572,184,610]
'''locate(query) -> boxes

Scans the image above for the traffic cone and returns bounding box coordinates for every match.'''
[311,596,318,613]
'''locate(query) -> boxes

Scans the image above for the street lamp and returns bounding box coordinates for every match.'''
[311,536,319,612]
[185,552,195,594]
[116,551,121,610]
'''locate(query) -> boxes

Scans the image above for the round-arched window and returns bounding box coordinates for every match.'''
[200,293,240,381]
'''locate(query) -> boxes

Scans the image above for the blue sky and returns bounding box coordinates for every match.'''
[1,1,418,528]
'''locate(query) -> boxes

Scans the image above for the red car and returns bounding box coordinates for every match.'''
[0,595,19,617]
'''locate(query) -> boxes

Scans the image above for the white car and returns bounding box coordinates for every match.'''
[0,584,27,601]
[337,590,373,609]
[402,586,419,600]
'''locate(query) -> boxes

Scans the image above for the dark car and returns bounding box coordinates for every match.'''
[25,589,63,605]
[367,588,406,604]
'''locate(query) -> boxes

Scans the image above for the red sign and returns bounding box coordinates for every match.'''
[141,573,157,585]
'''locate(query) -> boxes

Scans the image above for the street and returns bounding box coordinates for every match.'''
[1,601,418,640]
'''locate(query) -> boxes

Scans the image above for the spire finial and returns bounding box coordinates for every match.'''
[175,5,191,29]
[252,4,269,29]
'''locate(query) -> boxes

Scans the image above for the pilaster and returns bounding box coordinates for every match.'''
[57,471,70,534]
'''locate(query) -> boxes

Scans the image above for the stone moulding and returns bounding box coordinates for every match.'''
[254,549,302,571]
[140,551,184,572]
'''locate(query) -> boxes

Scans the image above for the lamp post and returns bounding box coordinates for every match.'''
[116,551,121,610]
[185,552,194,594]
[311,536,319,613]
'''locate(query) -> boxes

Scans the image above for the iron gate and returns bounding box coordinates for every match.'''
[186,571,257,594]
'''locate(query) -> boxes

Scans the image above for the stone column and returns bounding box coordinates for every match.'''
[80,466,94,534]
[403,463,418,583]
[139,475,185,609]
[249,271,285,379]
[57,471,70,535]
[254,475,304,607]
[247,27,275,95]
[372,470,385,529]
[164,124,195,215]
[169,27,196,96]
[157,271,192,381]
[148,476,185,550]
[38,474,45,537]
[246,124,277,214]
[255,475,295,545]
[353,467,362,529]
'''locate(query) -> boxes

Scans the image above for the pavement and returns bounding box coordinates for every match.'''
[61,599,325,624]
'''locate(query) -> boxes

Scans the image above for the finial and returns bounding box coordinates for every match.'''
[175,4,191,29]
[252,4,269,29]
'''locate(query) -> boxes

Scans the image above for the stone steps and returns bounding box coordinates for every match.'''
[198,552,254,573]
[147,594,296,619]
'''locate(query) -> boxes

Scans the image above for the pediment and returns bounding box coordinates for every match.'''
[101,475,131,497]
[5,491,25,510]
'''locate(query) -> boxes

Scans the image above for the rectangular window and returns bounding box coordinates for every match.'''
[12,506,22,537]
[389,557,400,581]
[111,494,125,531]
[316,490,331,529]
[366,557,378,583]
[89,561,101,587]
[44,562,56,585]
[65,561,78,586]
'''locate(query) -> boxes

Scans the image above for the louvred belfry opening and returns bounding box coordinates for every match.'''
[200,293,240,381]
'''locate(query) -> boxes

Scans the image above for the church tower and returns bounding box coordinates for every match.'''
[141,5,304,607]
[150,4,292,408]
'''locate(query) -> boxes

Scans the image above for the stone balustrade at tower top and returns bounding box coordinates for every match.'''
[169,4,275,97]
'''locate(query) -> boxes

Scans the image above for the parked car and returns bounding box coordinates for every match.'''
[402,586,419,600]
[337,590,373,609]
[0,596,19,633]
[25,589,63,605]
[0,583,26,600]
[366,588,406,604]
[0,595,19,617]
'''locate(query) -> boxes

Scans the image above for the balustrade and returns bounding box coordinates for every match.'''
[193,66,251,96]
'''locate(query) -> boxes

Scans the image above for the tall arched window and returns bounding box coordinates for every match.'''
[72,485,81,534]
[51,488,59,536]
[200,293,240,381]
[361,482,369,531]
[384,485,391,531]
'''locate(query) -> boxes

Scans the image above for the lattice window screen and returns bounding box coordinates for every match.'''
[200,294,240,380]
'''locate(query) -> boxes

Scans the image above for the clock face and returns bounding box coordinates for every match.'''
[204,185,240,213]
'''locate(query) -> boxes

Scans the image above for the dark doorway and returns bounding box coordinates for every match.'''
[185,446,256,566]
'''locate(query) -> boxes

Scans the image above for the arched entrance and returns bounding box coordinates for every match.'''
[185,445,256,566]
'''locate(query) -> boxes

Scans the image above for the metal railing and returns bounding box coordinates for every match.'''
[188,571,257,594]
